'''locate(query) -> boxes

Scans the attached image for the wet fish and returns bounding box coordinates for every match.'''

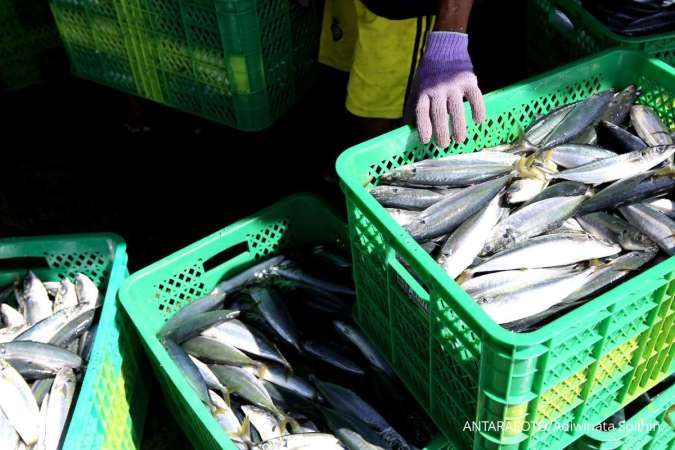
[462,266,582,299]
[386,208,419,227]
[505,177,548,204]
[405,175,510,241]
[44,368,76,450]
[524,103,575,146]
[437,196,502,278]
[555,146,675,184]
[31,378,54,406]
[645,198,675,218]
[1,304,25,328]
[158,293,226,338]
[333,321,395,377]
[247,287,300,352]
[322,407,388,450]
[600,85,638,125]
[473,233,621,272]
[379,163,512,188]
[301,340,365,376]
[74,273,99,308]
[241,405,286,441]
[209,391,250,445]
[202,319,291,370]
[369,186,447,210]
[250,433,344,450]
[53,280,78,313]
[619,204,675,255]
[183,335,262,368]
[0,341,82,380]
[212,256,286,295]
[631,105,673,147]
[0,359,40,446]
[189,356,228,397]
[22,272,52,326]
[598,121,646,153]
[253,366,318,402]
[271,265,355,297]
[163,338,210,405]
[577,212,655,251]
[163,309,240,344]
[210,364,280,415]
[543,144,617,169]
[16,305,95,345]
[484,195,587,254]
[418,151,520,166]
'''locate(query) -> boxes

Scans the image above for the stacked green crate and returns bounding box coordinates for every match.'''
[0,0,60,90]
[50,0,320,131]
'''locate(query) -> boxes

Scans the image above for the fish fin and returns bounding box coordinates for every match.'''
[255,363,269,379]
[542,148,555,162]
[589,258,609,269]
[455,271,472,285]
[230,416,251,441]
[221,389,232,408]
[286,417,301,434]
[654,167,675,177]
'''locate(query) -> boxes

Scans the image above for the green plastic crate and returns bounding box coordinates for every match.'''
[527,0,675,72]
[0,233,149,450]
[336,50,675,450]
[49,0,320,131]
[118,193,451,450]
[571,378,675,450]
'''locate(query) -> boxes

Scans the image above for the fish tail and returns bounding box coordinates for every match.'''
[232,416,251,441]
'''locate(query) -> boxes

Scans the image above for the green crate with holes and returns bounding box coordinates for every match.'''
[335,49,675,450]
[49,0,320,131]
[527,0,675,72]
[0,233,149,450]
[118,194,454,450]
[570,376,675,450]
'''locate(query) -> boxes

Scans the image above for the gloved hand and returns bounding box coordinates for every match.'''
[405,32,485,148]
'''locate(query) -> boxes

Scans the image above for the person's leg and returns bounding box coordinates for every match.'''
[346,2,434,142]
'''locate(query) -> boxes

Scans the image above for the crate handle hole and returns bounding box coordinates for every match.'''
[0,257,50,272]
[203,242,249,273]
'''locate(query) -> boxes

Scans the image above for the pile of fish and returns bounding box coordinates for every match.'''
[373,85,675,331]
[581,0,675,37]
[160,245,435,450]
[598,374,674,430]
[0,271,100,450]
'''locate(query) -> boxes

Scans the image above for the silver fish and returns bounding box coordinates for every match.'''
[473,233,621,272]
[0,359,40,446]
[524,103,575,146]
[271,265,355,296]
[0,326,27,344]
[183,335,261,368]
[31,378,54,406]
[333,321,395,377]
[484,195,587,254]
[577,212,654,251]
[543,144,617,169]
[619,204,675,255]
[158,293,226,338]
[163,338,210,405]
[252,366,318,401]
[479,268,597,324]
[209,390,250,444]
[247,287,300,352]
[406,175,510,241]
[250,433,344,450]
[189,356,228,397]
[23,272,52,325]
[645,198,675,218]
[572,127,597,145]
[16,305,95,345]
[630,105,673,147]
[1,304,25,328]
[44,368,76,450]
[0,341,82,380]
[555,146,675,184]
[462,266,582,299]
[210,365,279,415]
[598,121,646,153]
[418,151,520,166]
[74,273,99,308]
[0,409,20,450]
[601,85,638,125]
[241,405,286,441]
[163,309,240,344]
[369,186,447,210]
[379,163,512,188]
[53,280,78,312]
[505,177,548,204]
[437,196,502,278]
[301,340,365,376]
[385,208,419,227]
[211,256,286,296]
[202,319,290,370]
[322,407,388,450]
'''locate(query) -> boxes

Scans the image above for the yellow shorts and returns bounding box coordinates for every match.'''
[319,0,434,119]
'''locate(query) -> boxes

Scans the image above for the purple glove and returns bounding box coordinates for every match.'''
[405,32,485,148]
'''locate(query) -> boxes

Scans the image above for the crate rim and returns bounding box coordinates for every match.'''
[336,48,675,347]
[552,0,675,45]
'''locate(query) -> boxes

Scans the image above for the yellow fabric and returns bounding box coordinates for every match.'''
[320,0,433,119]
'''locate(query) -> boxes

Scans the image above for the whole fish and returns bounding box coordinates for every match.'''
[437,196,502,278]
[630,105,673,146]
[241,405,286,441]
[555,145,675,184]
[473,233,621,272]
[645,198,675,218]
[163,309,240,344]
[369,186,446,210]
[74,273,99,308]
[478,268,597,324]
[484,195,586,254]
[520,180,590,207]
[250,433,344,450]
[524,103,575,146]
[601,85,639,125]
[385,208,418,227]
[209,391,250,445]
[158,293,226,338]
[552,218,585,234]
[252,366,318,401]
[417,151,520,166]
[461,266,582,299]
[183,335,262,368]
[543,144,617,169]
[620,204,675,255]
[189,356,228,397]
[202,320,291,370]
[211,256,286,295]
[313,379,409,449]
[577,212,654,251]
[1,304,25,328]
[0,341,82,379]
[42,282,61,299]
[210,365,280,415]
[270,265,355,296]
[44,368,76,450]
[301,340,365,376]
[247,287,300,352]
[579,170,675,214]
[22,271,52,325]
[53,280,78,312]
[333,321,395,377]
[379,163,512,188]
[0,326,27,345]
[163,338,210,405]
[405,175,510,241]
[0,359,40,446]
[16,305,95,345]
[322,407,388,450]
[78,324,97,361]
[598,121,646,153]
[540,91,614,148]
